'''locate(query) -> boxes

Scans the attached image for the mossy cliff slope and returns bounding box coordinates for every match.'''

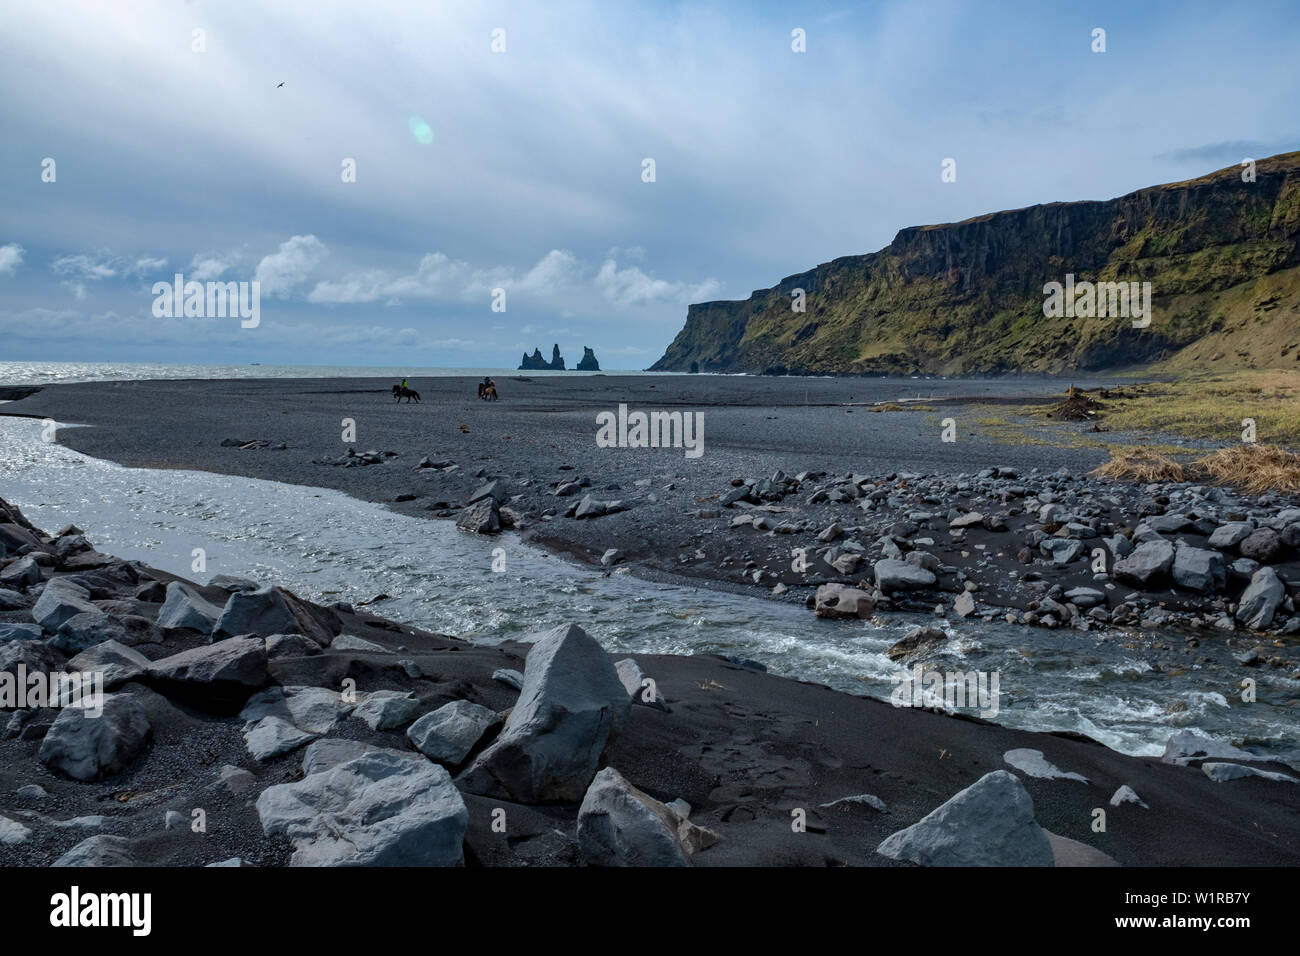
[651,152,1300,375]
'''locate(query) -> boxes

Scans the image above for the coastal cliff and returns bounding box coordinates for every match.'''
[651,152,1300,375]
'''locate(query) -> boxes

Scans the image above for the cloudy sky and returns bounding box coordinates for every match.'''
[2,0,1297,369]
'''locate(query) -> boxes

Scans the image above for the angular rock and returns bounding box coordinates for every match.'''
[38,693,151,781]
[147,636,268,705]
[814,583,874,619]
[66,640,151,689]
[886,624,949,664]
[456,499,501,534]
[51,611,124,654]
[1112,539,1175,587]
[1171,546,1226,594]
[459,623,630,802]
[52,834,138,867]
[330,633,389,653]
[256,749,468,866]
[874,559,936,593]
[875,770,1054,866]
[31,578,98,632]
[407,699,500,765]
[0,555,42,590]
[1208,521,1253,550]
[577,767,720,866]
[1236,566,1285,630]
[1109,785,1148,808]
[213,586,300,640]
[244,716,318,761]
[156,581,223,633]
[352,690,420,730]
[1239,527,1282,563]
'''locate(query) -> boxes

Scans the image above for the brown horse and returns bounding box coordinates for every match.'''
[392,384,421,403]
[477,382,498,401]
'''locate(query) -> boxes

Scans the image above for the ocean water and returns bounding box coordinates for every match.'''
[0,360,664,388]
[3,413,1296,765]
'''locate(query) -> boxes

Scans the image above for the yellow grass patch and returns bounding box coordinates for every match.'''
[1090,446,1186,483]
[1192,444,1300,494]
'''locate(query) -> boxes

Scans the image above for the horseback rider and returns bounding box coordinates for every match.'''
[401,377,409,390]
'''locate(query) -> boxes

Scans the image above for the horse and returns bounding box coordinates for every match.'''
[392,384,421,403]
[477,382,498,401]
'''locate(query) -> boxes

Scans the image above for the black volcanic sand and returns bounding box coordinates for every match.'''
[2,543,1298,867]
[2,373,1148,597]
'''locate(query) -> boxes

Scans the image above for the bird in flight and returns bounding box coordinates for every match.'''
[276,81,285,88]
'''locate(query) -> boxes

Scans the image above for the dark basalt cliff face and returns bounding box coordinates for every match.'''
[651,152,1300,375]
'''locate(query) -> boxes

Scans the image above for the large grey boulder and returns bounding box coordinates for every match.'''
[52,834,139,867]
[0,622,44,642]
[213,586,300,640]
[147,636,268,704]
[407,699,500,765]
[38,693,151,781]
[241,685,352,735]
[1112,539,1175,587]
[875,770,1054,866]
[255,749,468,866]
[1236,567,1285,630]
[156,581,223,633]
[1039,538,1085,565]
[1239,527,1282,563]
[814,583,874,619]
[1171,546,1226,594]
[456,499,500,534]
[873,559,936,593]
[0,587,30,611]
[244,716,318,761]
[0,555,42,590]
[31,578,98,632]
[577,767,721,866]
[1208,521,1253,550]
[66,640,151,689]
[458,623,630,803]
[51,611,124,654]
[352,690,420,730]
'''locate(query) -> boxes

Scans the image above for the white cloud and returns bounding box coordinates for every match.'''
[52,252,119,280]
[594,258,721,307]
[0,243,23,276]
[133,256,168,274]
[255,235,328,297]
[189,251,244,280]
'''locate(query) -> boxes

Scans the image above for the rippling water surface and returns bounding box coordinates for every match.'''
[2,415,1296,764]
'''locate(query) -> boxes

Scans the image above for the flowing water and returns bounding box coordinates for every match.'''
[2,412,1296,767]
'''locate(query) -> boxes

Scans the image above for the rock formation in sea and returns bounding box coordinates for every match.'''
[518,344,568,370]
[576,347,600,371]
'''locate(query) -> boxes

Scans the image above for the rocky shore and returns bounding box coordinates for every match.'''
[1,494,1299,866]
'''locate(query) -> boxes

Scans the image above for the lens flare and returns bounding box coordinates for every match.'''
[407,116,433,145]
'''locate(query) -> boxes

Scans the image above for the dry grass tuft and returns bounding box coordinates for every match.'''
[1090,446,1186,483]
[1192,444,1300,494]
